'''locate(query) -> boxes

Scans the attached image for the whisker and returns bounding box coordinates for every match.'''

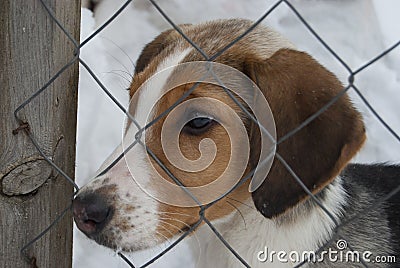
[157,222,181,243]
[109,69,133,79]
[226,200,247,230]
[103,70,132,85]
[158,217,191,229]
[157,219,203,254]
[157,223,177,236]
[101,36,136,71]
[155,230,171,244]
[154,211,196,218]
[104,50,132,75]
[226,197,255,210]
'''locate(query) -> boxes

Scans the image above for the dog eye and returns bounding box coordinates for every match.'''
[184,117,214,134]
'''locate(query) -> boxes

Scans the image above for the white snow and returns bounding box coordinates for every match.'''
[74,1,400,267]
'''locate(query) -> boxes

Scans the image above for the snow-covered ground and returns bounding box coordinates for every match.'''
[74,0,400,267]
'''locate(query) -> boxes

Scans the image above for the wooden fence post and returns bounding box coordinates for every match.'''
[0,0,80,267]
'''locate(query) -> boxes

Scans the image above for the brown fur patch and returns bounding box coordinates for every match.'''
[124,19,365,239]
[246,49,365,218]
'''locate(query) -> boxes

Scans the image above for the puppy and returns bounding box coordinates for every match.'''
[73,19,399,267]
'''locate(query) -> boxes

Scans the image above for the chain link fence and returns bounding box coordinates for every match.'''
[14,0,399,267]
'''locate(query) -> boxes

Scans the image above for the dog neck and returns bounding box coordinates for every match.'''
[191,176,348,267]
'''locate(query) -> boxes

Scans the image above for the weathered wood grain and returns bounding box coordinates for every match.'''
[0,0,80,267]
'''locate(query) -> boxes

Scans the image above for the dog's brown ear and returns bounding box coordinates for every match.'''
[135,24,191,74]
[245,49,366,218]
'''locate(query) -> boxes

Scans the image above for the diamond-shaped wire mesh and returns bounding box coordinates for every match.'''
[13,0,400,267]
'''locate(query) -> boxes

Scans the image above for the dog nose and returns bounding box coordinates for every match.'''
[73,193,112,237]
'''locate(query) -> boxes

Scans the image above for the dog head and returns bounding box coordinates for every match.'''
[73,19,365,251]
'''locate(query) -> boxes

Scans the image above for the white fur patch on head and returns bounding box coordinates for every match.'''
[78,48,193,251]
[131,47,192,126]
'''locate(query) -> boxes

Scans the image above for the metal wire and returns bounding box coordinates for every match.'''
[13,0,400,267]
